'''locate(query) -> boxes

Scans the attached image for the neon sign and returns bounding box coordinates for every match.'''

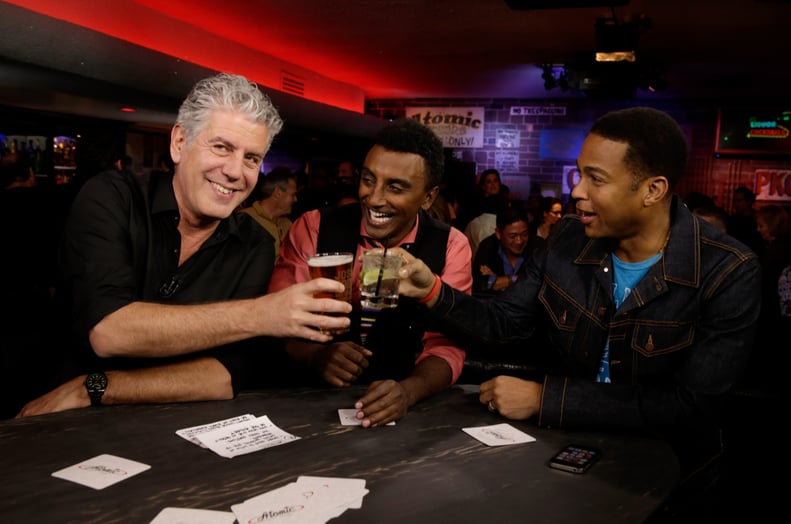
[716,108,791,155]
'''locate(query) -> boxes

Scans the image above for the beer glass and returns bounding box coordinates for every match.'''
[307,252,354,334]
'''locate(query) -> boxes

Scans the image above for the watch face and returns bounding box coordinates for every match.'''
[86,373,107,391]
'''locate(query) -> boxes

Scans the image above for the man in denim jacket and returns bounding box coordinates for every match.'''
[396,107,760,521]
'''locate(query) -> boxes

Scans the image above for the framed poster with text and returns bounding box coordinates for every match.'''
[406,107,484,148]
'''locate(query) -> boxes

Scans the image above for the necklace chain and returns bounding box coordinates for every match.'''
[659,224,671,254]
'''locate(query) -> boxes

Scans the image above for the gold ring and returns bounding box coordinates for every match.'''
[487,400,496,412]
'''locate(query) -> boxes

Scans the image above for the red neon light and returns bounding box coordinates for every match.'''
[4,0,367,113]
[747,126,789,139]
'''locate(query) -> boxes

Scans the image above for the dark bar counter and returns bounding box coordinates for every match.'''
[0,384,678,523]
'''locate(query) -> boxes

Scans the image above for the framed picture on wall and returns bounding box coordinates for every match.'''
[715,107,791,156]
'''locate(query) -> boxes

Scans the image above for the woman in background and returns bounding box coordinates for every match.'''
[529,196,563,240]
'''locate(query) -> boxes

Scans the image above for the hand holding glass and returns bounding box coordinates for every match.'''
[308,252,354,334]
[360,250,403,309]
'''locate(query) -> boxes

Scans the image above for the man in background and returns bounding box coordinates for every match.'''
[333,159,360,206]
[335,159,358,190]
[692,203,729,234]
[240,166,298,257]
[114,154,136,177]
[471,206,543,297]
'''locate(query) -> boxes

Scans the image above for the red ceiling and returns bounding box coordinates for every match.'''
[5,0,369,112]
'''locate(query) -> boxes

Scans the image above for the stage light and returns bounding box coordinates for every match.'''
[541,64,556,90]
[595,51,636,62]
[594,17,640,63]
[558,70,570,90]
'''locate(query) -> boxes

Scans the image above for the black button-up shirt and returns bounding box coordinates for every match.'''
[57,170,277,392]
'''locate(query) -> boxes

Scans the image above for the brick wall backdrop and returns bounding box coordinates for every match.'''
[366,98,791,214]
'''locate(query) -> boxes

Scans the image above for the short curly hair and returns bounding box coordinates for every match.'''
[590,107,688,191]
[373,118,445,190]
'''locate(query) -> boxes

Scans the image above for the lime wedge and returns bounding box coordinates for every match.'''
[362,271,379,286]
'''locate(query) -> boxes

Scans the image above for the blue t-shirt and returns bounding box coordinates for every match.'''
[596,253,661,383]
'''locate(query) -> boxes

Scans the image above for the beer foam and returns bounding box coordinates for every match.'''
[308,254,353,267]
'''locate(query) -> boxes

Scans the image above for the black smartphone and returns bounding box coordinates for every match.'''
[548,444,601,474]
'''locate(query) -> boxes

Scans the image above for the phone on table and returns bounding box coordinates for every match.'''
[548,444,601,474]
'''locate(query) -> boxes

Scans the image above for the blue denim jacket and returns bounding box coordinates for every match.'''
[429,195,761,473]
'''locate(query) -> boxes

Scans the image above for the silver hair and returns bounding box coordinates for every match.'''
[176,73,284,151]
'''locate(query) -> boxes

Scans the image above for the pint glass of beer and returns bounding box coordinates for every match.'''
[307,252,354,335]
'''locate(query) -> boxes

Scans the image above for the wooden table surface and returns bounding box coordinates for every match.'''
[0,384,679,523]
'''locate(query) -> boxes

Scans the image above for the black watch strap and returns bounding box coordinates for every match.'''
[85,372,108,407]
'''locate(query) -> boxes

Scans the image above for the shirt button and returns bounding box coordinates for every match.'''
[603,267,609,273]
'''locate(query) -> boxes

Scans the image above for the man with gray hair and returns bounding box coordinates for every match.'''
[18,73,350,417]
[240,166,298,257]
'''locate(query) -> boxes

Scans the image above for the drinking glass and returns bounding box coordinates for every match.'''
[360,251,402,309]
[308,252,354,334]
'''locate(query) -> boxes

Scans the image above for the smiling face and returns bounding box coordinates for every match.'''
[496,219,530,257]
[170,109,269,226]
[358,145,437,246]
[571,133,648,241]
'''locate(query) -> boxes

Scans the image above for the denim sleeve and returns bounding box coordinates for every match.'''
[428,243,547,349]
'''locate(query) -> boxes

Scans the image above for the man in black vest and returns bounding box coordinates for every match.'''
[269,118,472,428]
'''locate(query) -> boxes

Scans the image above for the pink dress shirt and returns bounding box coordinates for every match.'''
[268,209,473,383]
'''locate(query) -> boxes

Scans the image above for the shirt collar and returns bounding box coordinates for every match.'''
[497,244,524,275]
[149,171,240,239]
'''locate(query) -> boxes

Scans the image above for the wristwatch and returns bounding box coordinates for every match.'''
[85,372,108,407]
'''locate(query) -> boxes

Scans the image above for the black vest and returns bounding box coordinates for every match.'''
[317,205,450,381]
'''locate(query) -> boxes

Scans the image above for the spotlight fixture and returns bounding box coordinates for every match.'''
[558,14,658,98]
[541,64,556,90]
[594,16,648,63]
[541,64,571,91]
[558,71,570,91]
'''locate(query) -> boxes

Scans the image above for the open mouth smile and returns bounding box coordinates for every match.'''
[209,180,236,196]
[367,208,394,226]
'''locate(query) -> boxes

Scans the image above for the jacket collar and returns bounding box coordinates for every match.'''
[575,194,699,288]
